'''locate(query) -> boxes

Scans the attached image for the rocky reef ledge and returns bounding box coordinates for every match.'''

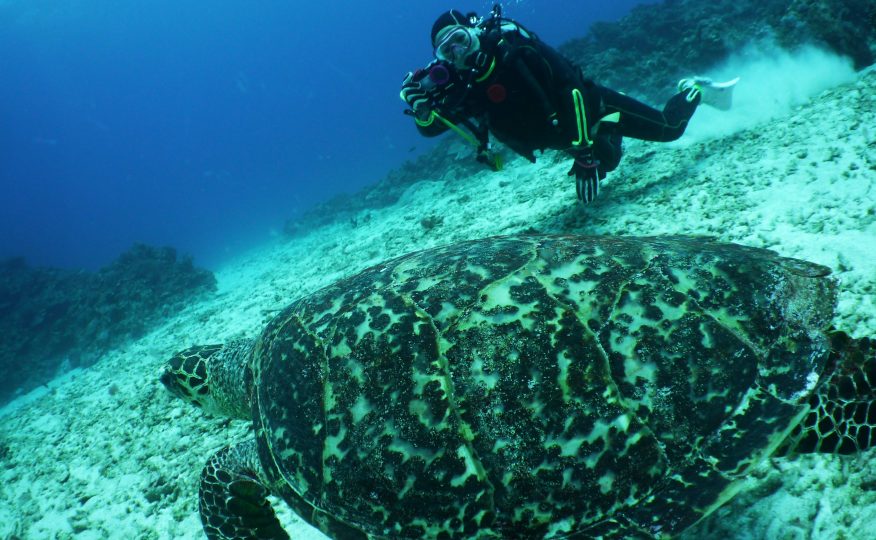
[0,245,216,404]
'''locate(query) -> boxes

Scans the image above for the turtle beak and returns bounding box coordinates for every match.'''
[159,365,198,405]
[158,367,176,393]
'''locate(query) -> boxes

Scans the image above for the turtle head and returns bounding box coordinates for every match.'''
[160,339,255,420]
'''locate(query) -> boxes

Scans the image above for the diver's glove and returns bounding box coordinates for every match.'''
[400,72,432,121]
[568,148,604,204]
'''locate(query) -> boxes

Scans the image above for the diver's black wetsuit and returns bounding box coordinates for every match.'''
[408,17,700,176]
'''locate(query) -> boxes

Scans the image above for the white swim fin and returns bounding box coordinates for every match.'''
[678,76,740,111]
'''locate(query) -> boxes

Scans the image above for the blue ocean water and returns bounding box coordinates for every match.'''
[0,0,653,270]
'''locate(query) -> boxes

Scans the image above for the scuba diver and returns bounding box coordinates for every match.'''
[400,7,738,204]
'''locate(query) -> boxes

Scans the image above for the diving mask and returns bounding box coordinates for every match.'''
[434,26,480,67]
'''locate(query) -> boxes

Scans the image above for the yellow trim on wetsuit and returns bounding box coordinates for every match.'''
[415,110,438,127]
[434,112,502,171]
[476,57,496,83]
[571,88,592,147]
[433,112,480,147]
[413,111,478,146]
[490,153,503,171]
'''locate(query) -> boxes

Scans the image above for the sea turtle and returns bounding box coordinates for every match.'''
[160,234,875,539]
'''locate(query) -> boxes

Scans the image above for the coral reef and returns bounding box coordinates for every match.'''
[559,0,875,104]
[0,245,216,404]
[775,0,875,69]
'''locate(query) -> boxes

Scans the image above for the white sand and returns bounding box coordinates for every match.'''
[1,67,874,540]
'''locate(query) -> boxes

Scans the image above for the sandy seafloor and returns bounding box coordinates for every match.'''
[1,64,875,540]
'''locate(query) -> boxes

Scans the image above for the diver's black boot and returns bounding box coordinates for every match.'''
[677,77,739,110]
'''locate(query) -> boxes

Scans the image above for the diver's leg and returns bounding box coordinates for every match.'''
[594,85,700,142]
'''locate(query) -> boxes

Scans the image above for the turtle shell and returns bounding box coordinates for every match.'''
[249,235,836,538]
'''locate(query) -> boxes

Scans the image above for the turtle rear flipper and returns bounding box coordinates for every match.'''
[200,440,289,540]
[779,333,876,455]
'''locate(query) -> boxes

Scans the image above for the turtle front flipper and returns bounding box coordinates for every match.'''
[200,440,289,540]
[779,332,876,455]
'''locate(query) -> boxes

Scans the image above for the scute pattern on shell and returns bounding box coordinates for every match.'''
[250,235,836,538]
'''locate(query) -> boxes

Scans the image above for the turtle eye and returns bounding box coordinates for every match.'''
[161,345,221,406]
[160,368,189,397]
[159,364,208,406]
